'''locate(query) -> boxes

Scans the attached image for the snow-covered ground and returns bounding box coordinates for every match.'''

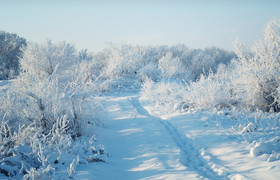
[1,78,280,179]
[57,93,279,180]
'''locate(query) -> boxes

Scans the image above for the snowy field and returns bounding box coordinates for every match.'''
[2,86,280,179]
[40,93,280,179]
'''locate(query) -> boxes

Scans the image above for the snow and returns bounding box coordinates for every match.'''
[84,94,203,179]
[1,80,280,179]
[55,93,279,180]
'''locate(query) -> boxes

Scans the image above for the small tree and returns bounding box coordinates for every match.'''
[19,39,77,82]
[0,31,26,79]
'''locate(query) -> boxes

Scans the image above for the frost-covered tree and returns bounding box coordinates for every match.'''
[0,31,26,79]
[19,39,77,82]
[78,49,94,62]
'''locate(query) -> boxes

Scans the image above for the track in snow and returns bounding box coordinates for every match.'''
[130,96,228,180]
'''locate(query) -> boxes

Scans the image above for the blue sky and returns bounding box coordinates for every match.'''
[1,0,280,53]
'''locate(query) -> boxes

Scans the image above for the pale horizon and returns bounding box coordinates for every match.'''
[1,0,280,53]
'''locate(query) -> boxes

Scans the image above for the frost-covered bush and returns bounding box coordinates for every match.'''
[141,66,235,113]
[141,79,189,112]
[78,49,104,82]
[185,68,234,109]
[230,18,280,112]
[137,63,160,82]
[0,40,106,178]
[158,52,189,78]
[1,40,101,136]
[0,31,26,80]
[103,43,144,80]
[0,119,107,179]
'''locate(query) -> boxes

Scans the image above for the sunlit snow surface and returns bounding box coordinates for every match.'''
[1,83,280,179]
[69,93,279,180]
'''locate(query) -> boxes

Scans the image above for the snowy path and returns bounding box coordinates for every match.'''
[73,93,280,180]
[74,94,225,179]
[91,94,204,179]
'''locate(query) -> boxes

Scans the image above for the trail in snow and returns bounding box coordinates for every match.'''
[131,96,228,180]
[61,93,280,180]
[75,94,232,179]
[77,94,205,179]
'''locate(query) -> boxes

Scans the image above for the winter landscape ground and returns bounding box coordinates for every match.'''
[1,19,280,180]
